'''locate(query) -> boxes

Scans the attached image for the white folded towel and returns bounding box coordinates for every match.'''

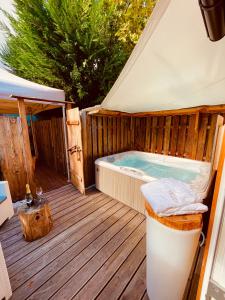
[141,178,208,217]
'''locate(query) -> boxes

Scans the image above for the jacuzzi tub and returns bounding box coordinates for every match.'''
[95,151,211,214]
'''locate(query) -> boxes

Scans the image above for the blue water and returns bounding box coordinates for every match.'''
[113,155,198,183]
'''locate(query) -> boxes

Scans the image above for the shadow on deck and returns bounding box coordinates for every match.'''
[0,185,147,300]
[34,164,68,193]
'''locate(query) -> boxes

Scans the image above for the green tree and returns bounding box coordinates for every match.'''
[115,0,156,53]
[0,0,156,107]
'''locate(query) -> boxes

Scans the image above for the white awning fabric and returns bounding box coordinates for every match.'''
[101,0,225,113]
[0,68,65,102]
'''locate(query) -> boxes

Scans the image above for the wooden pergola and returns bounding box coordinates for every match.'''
[0,97,62,115]
[0,96,71,194]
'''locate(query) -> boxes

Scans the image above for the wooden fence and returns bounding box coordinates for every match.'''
[33,117,67,176]
[81,112,224,187]
[0,117,28,200]
[0,116,66,200]
[0,112,223,196]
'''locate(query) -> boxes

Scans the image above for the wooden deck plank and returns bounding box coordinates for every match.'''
[1,188,90,246]
[9,199,118,282]
[27,211,142,300]
[35,163,68,193]
[7,195,114,277]
[52,220,145,300]
[141,291,149,300]
[5,193,107,265]
[11,205,131,299]
[10,202,127,291]
[0,187,147,300]
[44,183,71,193]
[2,190,114,254]
[84,237,146,300]
[0,185,76,238]
[3,190,103,255]
[120,258,147,300]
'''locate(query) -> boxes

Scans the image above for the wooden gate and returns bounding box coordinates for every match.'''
[67,108,85,193]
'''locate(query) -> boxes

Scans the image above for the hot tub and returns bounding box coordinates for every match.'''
[95,151,211,214]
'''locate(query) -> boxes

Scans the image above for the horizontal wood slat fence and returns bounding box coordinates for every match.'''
[33,117,67,176]
[81,112,225,187]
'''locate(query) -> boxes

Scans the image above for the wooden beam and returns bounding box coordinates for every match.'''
[0,108,19,114]
[17,99,35,192]
[30,104,59,115]
[196,133,225,299]
[88,108,201,117]
[0,99,59,115]
[88,104,225,117]
[12,95,71,105]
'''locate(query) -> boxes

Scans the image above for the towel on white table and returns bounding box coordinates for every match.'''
[141,178,208,216]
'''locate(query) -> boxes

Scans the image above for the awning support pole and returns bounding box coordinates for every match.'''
[62,105,70,182]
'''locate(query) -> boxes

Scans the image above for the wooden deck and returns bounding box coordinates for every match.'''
[0,184,147,300]
[34,164,68,192]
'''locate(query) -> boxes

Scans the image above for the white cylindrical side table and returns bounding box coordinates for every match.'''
[145,201,202,300]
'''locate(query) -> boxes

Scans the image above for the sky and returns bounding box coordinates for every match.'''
[0,0,14,68]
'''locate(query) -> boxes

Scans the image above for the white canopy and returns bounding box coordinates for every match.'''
[101,0,225,113]
[0,68,65,102]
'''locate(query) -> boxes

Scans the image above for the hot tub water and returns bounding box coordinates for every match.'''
[112,154,198,183]
[95,151,211,214]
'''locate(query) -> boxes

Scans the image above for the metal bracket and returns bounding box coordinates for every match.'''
[206,280,225,300]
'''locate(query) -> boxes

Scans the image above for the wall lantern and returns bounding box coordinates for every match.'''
[199,0,225,41]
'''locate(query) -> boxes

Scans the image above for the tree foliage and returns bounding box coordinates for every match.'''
[0,0,156,107]
[115,0,156,52]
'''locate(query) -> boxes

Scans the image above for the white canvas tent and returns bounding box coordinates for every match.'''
[101,0,225,113]
[0,68,65,102]
[100,1,225,299]
[0,68,66,114]
[0,68,70,181]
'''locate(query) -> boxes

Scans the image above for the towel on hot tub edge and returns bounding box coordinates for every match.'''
[141,178,208,217]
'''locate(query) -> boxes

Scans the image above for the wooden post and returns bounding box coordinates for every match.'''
[196,133,225,299]
[67,103,72,110]
[62,105,71,182]
[30,114,38,158]
[17,99,35,193]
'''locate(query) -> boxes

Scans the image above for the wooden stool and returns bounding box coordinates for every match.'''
[18,203,53,242]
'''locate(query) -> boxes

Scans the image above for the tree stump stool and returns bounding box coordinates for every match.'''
[18,203,53,242]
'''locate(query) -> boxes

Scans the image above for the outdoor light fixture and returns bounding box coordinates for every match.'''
[199,0,225,41]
